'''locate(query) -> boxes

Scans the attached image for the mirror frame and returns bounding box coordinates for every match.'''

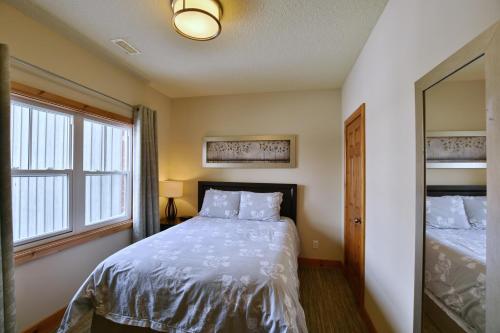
[414,21,500,333]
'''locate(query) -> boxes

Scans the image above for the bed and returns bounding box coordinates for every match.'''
[424,185,486,333]
[58,181,307,333]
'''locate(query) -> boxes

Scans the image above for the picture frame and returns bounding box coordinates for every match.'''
[426,131,486,169]
[202,135,296,168]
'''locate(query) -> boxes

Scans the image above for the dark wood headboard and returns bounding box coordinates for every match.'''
[427,185,486,197]
[198,181,298,222]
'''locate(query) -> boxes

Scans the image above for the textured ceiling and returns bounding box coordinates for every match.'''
[7,0,387,98]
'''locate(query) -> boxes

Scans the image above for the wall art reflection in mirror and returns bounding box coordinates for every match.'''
[426,131,486,169]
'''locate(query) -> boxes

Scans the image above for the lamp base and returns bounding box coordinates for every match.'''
[166,197,177,220]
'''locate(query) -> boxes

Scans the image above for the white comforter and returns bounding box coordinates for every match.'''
[58,216,307,333]
[425,228,485,332]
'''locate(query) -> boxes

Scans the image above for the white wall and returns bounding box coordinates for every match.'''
[341,1,500,332]
[14,231,131,329]
[0,2,171,330]
[169,90,343,260]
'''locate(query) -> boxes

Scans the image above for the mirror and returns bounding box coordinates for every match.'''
[422,56,486,333]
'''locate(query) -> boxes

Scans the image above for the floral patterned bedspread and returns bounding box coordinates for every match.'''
[58,216,307,333]
[425,228,485,332]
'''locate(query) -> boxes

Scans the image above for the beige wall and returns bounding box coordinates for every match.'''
[426,169,486,185]
[0,2,171,330]
[341,0,499,332]
[168,90,343,260]
[426,80,485,132]
[426,80,486,185]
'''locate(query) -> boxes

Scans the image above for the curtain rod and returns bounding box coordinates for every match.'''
[10,56,134,109]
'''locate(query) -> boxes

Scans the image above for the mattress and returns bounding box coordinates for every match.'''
[58,216,307,333]
[425,228,486,333]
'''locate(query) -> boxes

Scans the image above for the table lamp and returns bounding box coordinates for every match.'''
[159,180,183,220]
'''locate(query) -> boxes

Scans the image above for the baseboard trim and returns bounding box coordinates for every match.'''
[298,257,343,268]
[22,307,66,333]
[359,305,378,333]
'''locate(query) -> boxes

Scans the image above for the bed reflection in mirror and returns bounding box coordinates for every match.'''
[423,56,486,333]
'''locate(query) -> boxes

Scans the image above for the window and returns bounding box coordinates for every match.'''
[10,97,131,246]
[83,120,130,225]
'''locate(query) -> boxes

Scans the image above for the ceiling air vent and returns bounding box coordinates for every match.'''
[111,38,141,55]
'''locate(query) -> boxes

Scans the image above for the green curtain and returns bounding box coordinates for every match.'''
[132,105,160,241]
[0,44,16,332]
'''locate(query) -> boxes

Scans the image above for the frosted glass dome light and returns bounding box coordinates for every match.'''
[171,0,222,41]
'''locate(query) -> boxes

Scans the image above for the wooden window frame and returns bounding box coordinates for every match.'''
[14,220,132,265]
[11,82,133,125]
[10,82,134,266]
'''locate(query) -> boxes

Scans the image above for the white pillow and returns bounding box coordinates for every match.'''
[199,189,240,219]
[426,196,471,229]
[238,191,283,222]
[462,196,487,229]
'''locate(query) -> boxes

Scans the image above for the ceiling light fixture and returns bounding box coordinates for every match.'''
[171,0,222,41]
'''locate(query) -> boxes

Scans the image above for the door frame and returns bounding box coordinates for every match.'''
[344,103,366,305]
[414,21,500,333]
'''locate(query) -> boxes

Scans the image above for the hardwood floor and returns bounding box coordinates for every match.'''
[422,313,443,333]
[299,266,368,333]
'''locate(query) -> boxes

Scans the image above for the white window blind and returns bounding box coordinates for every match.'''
[10,98,131,246]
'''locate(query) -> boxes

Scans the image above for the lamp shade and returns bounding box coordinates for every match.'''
[171,0,222,41]
[159,180,183,198]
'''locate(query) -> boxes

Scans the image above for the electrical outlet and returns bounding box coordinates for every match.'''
[312,240,319,249]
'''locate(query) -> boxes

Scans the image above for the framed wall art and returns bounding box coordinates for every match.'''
[202,135,296,168]
[426,131,486,169]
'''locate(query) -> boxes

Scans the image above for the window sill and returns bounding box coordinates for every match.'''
[14,220,133,266]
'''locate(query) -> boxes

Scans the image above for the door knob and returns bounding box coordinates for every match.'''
[353,218,362,224]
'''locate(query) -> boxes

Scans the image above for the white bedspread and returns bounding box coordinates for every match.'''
[425,228,485,332]
[58,216,307,333]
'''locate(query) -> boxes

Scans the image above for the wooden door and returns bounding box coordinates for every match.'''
[344,104,366,305]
